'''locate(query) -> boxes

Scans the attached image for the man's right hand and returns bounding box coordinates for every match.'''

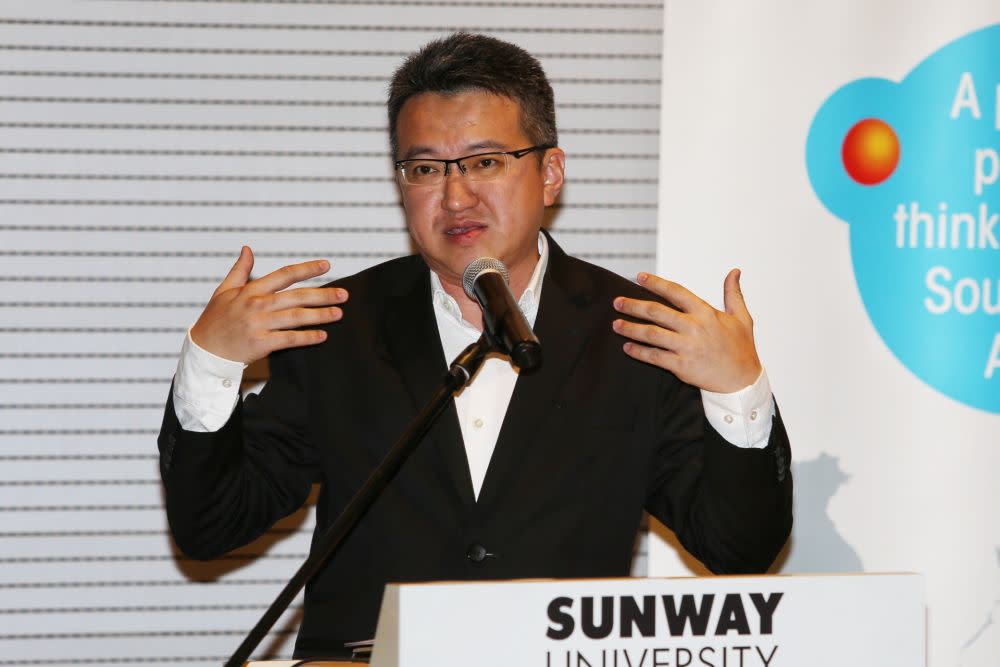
[190,246,349,364]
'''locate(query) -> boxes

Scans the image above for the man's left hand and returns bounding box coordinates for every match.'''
[612,269,762,393]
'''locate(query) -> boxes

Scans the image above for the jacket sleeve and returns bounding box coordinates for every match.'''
[643,374,793,574]
[157,346,321,560]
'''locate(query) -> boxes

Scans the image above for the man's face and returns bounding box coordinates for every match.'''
[394,90,564,290]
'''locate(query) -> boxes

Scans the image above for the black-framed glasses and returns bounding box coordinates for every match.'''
[394,145,554,187]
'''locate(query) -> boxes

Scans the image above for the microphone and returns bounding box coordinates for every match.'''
[462,257,542,371]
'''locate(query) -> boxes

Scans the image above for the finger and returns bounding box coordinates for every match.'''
[723,268,752,324]
[613,319,684,352]
[266,328,329,353]
[270,287,349,310]
[613,296,689,333]
[621,341,681,373]
[215,246,254,295]
[248,259,331,296]
[637,273,708,314]
[267,306,344,332]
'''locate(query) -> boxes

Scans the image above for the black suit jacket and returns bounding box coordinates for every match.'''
[158,235,792,657]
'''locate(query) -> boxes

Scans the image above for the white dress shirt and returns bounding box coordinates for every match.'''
[172,233,776,500]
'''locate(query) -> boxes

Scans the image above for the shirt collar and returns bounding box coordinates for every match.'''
[429,231,549,327]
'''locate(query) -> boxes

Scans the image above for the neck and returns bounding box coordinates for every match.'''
[438,251,539,331]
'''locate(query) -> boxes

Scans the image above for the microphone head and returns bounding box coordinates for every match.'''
[462,257,510,299]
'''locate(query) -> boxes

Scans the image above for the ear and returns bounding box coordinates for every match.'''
[541,148,566,207]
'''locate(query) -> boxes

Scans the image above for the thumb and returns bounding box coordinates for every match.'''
[216,246,254,294]
[723,268,750,321]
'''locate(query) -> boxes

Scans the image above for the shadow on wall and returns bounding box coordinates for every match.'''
[258,606,305,660]
[649,452,864,576]
[778,453,863,574]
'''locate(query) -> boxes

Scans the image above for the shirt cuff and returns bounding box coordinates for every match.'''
[171,328,247,433]
[700,368,775,449]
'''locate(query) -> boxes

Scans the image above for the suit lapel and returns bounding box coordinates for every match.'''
[381,265,476,510]
[475,235,597,510]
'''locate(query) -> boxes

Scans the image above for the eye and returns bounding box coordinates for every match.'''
[467,154,504,173]
[411,162,440,176]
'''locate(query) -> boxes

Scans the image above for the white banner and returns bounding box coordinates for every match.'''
[653,2,1000,667]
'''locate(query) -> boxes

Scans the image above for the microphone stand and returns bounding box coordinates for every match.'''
[223,335,493,667]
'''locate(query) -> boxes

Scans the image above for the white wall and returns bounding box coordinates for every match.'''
[0,0,664,663]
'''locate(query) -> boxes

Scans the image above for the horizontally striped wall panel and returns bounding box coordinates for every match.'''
[0,0,662,663]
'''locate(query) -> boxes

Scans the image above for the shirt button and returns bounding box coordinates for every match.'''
[473,418,484,429]
[222,379,233,389]
[724,414,734,424]
[750,410,758,421]
[466,544,488,563]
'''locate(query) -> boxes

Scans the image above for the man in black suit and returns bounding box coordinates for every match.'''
[159,33,792,658]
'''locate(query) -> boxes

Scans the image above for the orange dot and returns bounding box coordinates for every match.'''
[841,118,900,185]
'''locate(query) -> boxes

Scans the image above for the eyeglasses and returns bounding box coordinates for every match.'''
[394,145,553,187]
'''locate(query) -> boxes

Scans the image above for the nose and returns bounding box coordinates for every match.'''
[441,168,479,212]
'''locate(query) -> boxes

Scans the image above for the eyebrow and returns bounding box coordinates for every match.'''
[400,141,509,160]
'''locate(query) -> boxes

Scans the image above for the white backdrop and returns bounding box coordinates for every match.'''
[651,2,1000,666]
[0,1,663,664]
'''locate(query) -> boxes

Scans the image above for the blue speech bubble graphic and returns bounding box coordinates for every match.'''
[807,24,1000,414]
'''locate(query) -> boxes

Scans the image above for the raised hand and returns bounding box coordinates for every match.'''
[612,269,761,393]
[190,247,349,364]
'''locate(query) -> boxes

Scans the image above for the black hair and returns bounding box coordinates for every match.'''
[387,32,557,158]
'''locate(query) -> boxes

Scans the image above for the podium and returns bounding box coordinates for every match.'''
[249,573,924,667]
